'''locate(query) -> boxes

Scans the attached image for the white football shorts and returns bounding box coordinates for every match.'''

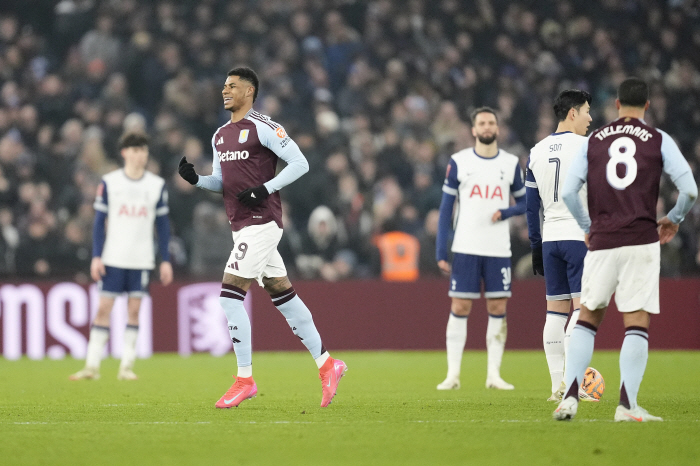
[224,221,287,284]
[580,241,660,314]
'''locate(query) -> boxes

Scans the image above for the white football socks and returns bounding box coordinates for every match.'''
[85,325,109,370]
[120,324,138,371]
[563,323,596,399]
[619,327,649,409]
[543,312,567,392]
[486,315,507,380]
[237,365,253,378]
[314,352,330,369]
[564,308,580,357]
[445,313,467,379]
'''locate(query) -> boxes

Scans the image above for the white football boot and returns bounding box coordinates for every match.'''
[69,367,100,380]
[117,368,139,380]
[437,376,461,390]
[553,396,578,421]
[614,405,662,422]
[485,376,514,390]
[548,381,566,401]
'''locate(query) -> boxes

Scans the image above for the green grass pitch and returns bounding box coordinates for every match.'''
[1,351,699,465]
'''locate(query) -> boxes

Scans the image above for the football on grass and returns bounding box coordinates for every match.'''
[580,367,605,401]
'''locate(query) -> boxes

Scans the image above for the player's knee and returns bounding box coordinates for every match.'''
[262,276,292,294]
[547,299,570,314]
[451,299,471,316]
[486,298,507,316]
[622,311,650,329]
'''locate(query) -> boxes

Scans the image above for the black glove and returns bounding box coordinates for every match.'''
[237,185,270,207]
[178,156,199,185]
[532,245,544,276]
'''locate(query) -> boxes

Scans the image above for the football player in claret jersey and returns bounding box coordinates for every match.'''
[178,67,346,408]
[554,78,698,422]
[435,107,526,391]
[526,90,592,401]
[70,133,173,381]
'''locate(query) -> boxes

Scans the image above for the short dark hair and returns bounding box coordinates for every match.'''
[618,78,649,108]
[228,66,259,102]
[470,107,498,125]
[553,89,592,121]
[119,132,149,149]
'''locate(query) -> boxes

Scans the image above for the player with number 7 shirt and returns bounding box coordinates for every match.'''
[553,77,698,422]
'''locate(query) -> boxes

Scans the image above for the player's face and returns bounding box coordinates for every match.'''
[122,145,148,169]
[572,101,592,136]
[472,112,499,145]
[222,75,253,112]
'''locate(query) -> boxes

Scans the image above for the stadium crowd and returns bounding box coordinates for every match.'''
[0,0,699,281]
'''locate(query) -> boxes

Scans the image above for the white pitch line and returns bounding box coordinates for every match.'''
[8,419,699,426]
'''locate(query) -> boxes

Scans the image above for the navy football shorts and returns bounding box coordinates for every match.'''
[448,253,512,299]
[542,240,588,300]
[99,266,150,297]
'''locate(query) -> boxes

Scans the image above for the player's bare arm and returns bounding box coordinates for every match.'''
[159,261,173,285]
[437,260,451,276]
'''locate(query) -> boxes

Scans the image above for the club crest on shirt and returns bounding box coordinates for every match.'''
[238,129,249,143]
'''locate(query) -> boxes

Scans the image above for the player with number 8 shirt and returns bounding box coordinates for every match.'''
[553,78,697,422]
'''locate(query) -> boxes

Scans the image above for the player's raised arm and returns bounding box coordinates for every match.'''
[562,141,591,234]
[180,133,224,193]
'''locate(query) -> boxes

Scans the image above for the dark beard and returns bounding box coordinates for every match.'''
[477,134,497,145]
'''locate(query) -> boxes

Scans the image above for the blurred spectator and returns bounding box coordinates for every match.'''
[188,202,231,279]
[0,0,698,279]
[374,217,420,282]
[296,205,345,280]
[418,209,442,278]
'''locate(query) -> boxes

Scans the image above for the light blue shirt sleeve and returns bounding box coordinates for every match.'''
[659,130,698,223]
[262,139,310,194]
[561,139,591,233]
[196,135,224,193]
[252,120,309,194]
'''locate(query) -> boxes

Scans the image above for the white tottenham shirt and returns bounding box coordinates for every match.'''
[527,132,587,242]
[94,169,168,270]
[443,148,525,257]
